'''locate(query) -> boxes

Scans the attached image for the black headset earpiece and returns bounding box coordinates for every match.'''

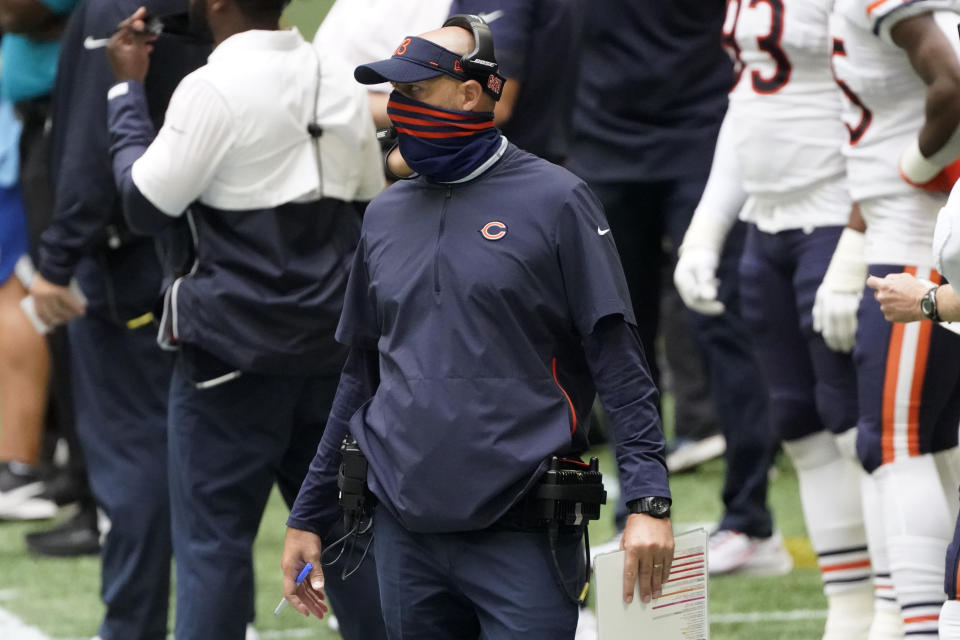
[442,13,506,101]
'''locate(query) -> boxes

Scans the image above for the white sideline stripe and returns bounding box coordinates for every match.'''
[0,606,54,640]
[50,610,830,639]
[61,628,336,640]
[712,609,827,623]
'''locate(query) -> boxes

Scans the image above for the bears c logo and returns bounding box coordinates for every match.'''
[480,221,507,240]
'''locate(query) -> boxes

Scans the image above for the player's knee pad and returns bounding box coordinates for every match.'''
[877,455,954,540]
[835,427,859,463]
[783,430,842,471]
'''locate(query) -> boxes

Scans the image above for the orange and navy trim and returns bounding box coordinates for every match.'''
[552,357,578,435]
[881,266,941,466]
[817,544,871,595]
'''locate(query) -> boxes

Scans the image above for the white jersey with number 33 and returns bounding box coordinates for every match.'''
[722,0,850,231]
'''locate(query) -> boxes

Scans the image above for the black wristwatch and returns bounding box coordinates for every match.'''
[921,285,942,322]
[626,496,672,519]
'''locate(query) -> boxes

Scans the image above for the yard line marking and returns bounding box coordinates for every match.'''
[712,609,828,623]
[0,606,54,640]
[0,589,18,601]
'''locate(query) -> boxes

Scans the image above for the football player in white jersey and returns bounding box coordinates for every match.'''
[867,181,960,638]
[674,1,873,637]
[820,1,960,636]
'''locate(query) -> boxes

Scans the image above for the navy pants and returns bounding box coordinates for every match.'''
[168,347,386,640]
[946,487,960,600]
[854,265,960,473]
[591,178,774,538]
[69,313,173,640]
[739,226,859,441]
[373,505,582,639]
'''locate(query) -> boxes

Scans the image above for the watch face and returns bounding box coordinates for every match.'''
[922,294,934,318]
[650,497,671,516]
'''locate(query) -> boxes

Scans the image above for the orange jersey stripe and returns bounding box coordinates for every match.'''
[904,615,940,624]
[821,559,872,573]
[866,0,889,15]
[907,270,940,456]
[882,266,917,464]
[882,326,905,464]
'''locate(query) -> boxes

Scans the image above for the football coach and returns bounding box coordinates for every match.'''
[282,15,674,638]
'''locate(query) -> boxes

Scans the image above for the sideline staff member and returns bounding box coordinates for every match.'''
[104,1,386,638]
[283,16,674,638]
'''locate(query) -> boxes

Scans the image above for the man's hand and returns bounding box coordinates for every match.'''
[106,7,157,83]
[281,528,328,619]
[620,513,674,604]
[866,272,929,323]
[674,247,724,315]
[29,273,86,327]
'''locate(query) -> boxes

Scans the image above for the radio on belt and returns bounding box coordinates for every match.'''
[525,456,606,527]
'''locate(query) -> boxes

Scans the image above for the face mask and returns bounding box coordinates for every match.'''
[387,90,502,183]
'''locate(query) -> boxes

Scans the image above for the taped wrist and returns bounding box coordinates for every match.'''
[822,228,867,292]
[900,138,946,185]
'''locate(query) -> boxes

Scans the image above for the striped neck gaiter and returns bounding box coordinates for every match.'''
[387,90,502,183]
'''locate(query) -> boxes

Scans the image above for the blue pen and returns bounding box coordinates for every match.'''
[273,562,314,616]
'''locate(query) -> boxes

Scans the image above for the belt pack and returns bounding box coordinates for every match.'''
[516,456,607,528]
[337,437,606,531]
[338,436,376,529]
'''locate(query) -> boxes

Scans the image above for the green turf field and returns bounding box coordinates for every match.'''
[0,448,828,640]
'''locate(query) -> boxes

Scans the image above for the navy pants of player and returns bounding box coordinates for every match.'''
[854,265,960,474]
[372,505,582,639]
[739,226,859,440]
[69,312,173,640]
[947,491,960,600]
[591,178,774,538]
[168,347,386,640]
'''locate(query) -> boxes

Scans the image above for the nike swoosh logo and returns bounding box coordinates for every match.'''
[597,227,611,236]
[478,9,504,23]
[83,36,109,50]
